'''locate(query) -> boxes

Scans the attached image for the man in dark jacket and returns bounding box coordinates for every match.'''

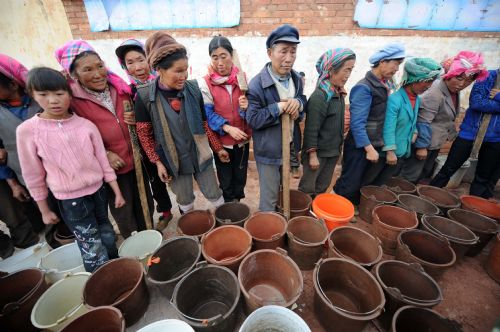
[246,24,306,211]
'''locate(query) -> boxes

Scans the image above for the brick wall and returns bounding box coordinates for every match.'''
[62,0,499,40]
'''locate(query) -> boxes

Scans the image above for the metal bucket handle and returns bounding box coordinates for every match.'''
[315,262,384,317]
[170,299,223,327]
[423,216,479,243]
[1,268,47,316]
[384,286,441,305]
[55,302,82,325]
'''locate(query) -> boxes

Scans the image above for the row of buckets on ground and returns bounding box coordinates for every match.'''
[1,178,499,331]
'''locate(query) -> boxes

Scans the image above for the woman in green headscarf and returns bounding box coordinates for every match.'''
[361,57,442,186]
[298,48,356,198]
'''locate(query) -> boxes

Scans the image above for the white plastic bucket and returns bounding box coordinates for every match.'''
[433,155,470,189]
[137,319,195,332]
[39,242,84,284]
[118,230,163,268]
[0,242,50,273]
[239,305,311,332]
[31,272,91,331]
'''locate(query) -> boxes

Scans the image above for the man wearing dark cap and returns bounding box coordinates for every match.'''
[246,24,307,211]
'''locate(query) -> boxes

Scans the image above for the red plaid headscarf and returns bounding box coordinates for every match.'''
[55,40,131,95]
[0,54,28,87]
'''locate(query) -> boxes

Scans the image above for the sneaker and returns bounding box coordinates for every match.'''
[156,213,173,232]
[291,167,300,179]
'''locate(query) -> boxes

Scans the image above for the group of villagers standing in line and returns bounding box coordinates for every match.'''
[0,23,498,272]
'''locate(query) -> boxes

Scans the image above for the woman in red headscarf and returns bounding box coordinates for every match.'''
[55,40,154,238]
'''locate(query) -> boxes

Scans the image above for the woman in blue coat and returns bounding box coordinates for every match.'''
[362,58,442,185]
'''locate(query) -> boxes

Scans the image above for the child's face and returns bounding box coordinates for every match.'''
[33,90,71,119]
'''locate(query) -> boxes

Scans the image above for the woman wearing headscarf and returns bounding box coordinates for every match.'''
[134,32,224,214]
[55,40,153,238]
[115,39,173,230]
[430,67,498,198]
[197,36,251,203]
[399,51,488,183]
[298,48,356,198]
[0,54,41,257]
[333,43,405,205]
[362,57,442,186]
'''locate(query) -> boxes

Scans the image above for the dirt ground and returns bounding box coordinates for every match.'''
[1,161,499,331]
[129,161,500,332]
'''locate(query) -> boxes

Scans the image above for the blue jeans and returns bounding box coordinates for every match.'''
[58,185,118,272]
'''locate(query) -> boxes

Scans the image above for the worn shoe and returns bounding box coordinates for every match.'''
[0,234,15,259]
[156,213,173,232]
[291,167,300,179]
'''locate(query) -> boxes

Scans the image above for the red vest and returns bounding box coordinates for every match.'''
[69,80,134,175]
[203,76,252,146]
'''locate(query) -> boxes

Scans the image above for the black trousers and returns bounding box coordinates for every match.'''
[333,134,369,205]
[398,146,439,183]
[142,156,172,213]
[214,143,249,202]
[430,137,500,198]
[0,180,39,248]
[107,170,154,238]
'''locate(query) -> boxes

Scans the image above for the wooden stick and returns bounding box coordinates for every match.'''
[281,113,291,220]
[124,100,153,230]
[232,49,248,93]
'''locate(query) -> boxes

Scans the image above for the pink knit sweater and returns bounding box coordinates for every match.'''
[16,114,117,201]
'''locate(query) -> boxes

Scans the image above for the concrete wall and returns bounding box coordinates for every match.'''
[0,0,73,69]
[89,35,500,107]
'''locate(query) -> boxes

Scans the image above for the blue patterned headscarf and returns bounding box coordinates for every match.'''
[316,48,355,101]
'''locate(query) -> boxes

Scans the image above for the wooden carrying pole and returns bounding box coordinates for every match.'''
[123,100,152,230]
[281,113,291,220]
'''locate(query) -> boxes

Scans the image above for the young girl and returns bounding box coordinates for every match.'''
[17,67,125,272]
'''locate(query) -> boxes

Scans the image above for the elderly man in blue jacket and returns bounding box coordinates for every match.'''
[246,24,306,211]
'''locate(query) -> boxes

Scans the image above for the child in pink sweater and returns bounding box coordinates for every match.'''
[17,67,125,272]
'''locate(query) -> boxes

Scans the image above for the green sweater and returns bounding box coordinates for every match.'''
[302,88,345,158]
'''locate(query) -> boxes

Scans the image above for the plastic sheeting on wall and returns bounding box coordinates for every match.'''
[83,0,240,32]
[354,0,500,32]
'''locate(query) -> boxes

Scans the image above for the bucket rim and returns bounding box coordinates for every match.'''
[447,208,499,233]
[171,262,240,327]
[239,305,311,332]
[201,225,252,265]
[177,210,216,237]
[327,226,383,266]
[360,185,398,203]
[421,215,479,244]
[244,213,288,243]
[146,236,201,285]
[313,257,385,320]
[287,216,329,246]
[137,319,195,331]
[118,230,163,260]
[83,257,144,307]
[0,268,46,313]
[0,242,50,273]
[237,248,303,309]
[60,305,125,332]
[417,185,461,208]
[397,194,441,215]
[392,305,460,331]
[397,229,457,268]
[384,177,417,194]
[373,260,442,306]
[372,205,419,231]
[31,272,91,329]
[38,241,83,273]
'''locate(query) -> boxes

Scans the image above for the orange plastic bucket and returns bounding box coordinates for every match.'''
[312,193,354,231]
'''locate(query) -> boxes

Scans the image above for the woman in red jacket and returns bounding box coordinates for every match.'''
[55,40,153,238]
[198,36,251,202]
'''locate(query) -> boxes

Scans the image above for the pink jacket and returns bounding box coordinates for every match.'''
[16,114,117,201]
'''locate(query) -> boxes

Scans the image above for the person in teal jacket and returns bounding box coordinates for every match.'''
[362,58,442,185]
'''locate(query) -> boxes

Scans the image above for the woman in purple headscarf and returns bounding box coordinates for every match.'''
[298,48,356,198]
